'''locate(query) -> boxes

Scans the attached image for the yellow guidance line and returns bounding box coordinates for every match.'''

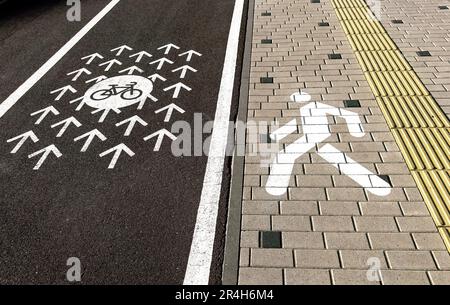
[331,0,450,251]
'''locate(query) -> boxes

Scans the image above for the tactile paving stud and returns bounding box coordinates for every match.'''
[328,53,342,59]
[331,0,450,253]
[378,175,392,186]
[260,231,282,248]
[343,100,361,107]
[260,77,273,84]
[417,51,431,57]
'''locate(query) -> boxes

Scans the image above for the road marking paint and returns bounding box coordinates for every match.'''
[99,59,122,71]
[69,96,86,111]
[81,53,104,65]
[99,143,134,169]
[50,85,77,101]
[91,107,121,123]
[163,82,191,98]
[7,131,39,154]
[111,45,133,56]
[118,66,144,75]
[86,75,108,84]
[318,144,391,196]
[115,115,148,136]
[67,68,92,81]
[154,103,185,122]
[265,92,390,196]
[0,0,121,119]
[179,50,202,62]
[143,129,177,151]
[172,65,197,79]
[28,144,62,170]
[148,73,167,83]
[83,75,153,112]
[183,0,245,285]
[150,58,174,70]
[129,51,152,63]
[74,129,107,152]
[30,105,60,125]
[50,116,82,137]
[158,43,180,55]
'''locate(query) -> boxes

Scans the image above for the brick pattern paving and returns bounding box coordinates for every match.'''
[237,0,450,285]
[378,0,450,118]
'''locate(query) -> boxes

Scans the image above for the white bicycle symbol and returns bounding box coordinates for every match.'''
[90,82,143,101]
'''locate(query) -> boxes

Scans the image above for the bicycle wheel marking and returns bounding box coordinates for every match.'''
[6,42,203,170]
[84,75,152,111]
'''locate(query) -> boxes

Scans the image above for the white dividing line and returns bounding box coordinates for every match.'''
[0,0,121,119]
[183,0,244,285]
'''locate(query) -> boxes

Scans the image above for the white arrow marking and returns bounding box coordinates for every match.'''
[30,105,60,125]
[50,116,82,137]
[115,115,148,136]
[81,53,104,65]
[86,75,108,84]
[163,82,192,98]
[143,129,177,151]
[99,143,135,169]
[74,129,107,152]
[157,43,180,55]
[69,96,86,111]
[67,68,92,81]
[155,103,185,122]
[111,45,133,56]
[129,51,152,63]
[50,85,77,101]
[172,65,198,79]
[91,108,121,123]
[179,50,202,62]
[28,144,62,170]
[137,93,158,110]
[99,59,122,72]
[119,65,144,75]
[148,73,167,83]
[7,131,39,154]
[149,58,174,70]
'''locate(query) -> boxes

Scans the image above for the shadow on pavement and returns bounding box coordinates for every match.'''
[0,0,63,20]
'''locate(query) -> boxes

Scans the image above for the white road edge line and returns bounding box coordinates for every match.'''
[183,0,245,285]
[0,0,121,119]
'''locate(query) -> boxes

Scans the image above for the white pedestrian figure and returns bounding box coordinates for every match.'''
[265,91,391,197]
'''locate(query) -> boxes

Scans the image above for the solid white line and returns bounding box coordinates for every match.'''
[0,0,121,119]
[183,0,245,285]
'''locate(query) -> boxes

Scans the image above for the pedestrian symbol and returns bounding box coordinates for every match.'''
[266,91,392,197]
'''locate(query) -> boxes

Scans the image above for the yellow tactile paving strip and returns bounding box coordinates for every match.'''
[332,0,450,251]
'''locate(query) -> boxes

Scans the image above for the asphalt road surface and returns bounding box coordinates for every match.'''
[0,0,246,284]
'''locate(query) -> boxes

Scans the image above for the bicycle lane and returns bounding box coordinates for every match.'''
[0,0,245,284]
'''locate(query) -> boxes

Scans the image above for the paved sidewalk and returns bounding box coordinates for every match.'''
[235,0,450,285]
[378,0,450,118]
